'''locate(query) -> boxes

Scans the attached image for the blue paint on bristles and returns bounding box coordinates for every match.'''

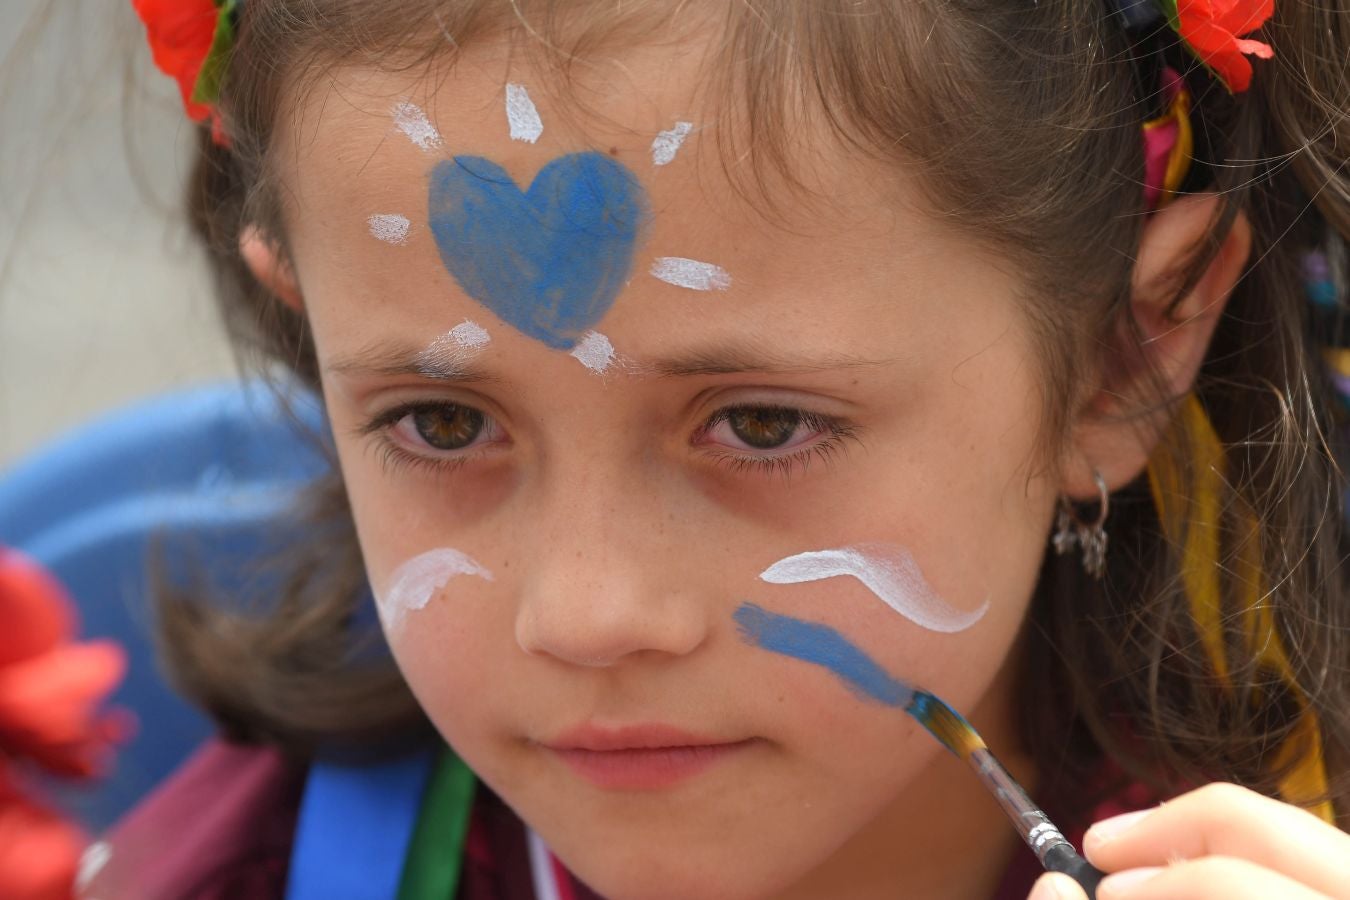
[731,602,987,758]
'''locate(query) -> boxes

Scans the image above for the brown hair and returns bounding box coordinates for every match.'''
[166,0,1350,823]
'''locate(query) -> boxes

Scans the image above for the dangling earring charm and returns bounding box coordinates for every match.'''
[1051,471,1110,579]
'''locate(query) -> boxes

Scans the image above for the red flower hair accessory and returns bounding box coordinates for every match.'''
[1169,0,1275,93]
[131,0,241,146]
[0,548,129,900]
[1123,0,1275,93]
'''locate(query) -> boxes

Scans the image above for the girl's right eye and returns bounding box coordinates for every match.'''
[397,404,490,451]
[358,401,505,476]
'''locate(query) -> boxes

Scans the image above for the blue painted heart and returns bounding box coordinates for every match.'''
[427,152,649,350]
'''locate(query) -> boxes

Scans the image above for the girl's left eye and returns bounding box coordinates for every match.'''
[696,405,860,477]
[704,407,820,452]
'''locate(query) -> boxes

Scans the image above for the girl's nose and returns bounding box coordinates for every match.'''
[513,483,711,667]
[515,579,709,667]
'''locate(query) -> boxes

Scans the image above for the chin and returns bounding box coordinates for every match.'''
[574,867,785,900]
[558,838,815,900]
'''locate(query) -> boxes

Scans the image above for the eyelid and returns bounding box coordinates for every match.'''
[356,398,488,436]
[693,403,863,482]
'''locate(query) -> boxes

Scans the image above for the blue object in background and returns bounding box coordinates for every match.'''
[0,380,336,830]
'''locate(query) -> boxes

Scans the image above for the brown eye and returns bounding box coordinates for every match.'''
[411,405,484,450]
[726,408,801,449]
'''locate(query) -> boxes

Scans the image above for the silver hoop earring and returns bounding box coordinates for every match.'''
[1051,471,1110,579]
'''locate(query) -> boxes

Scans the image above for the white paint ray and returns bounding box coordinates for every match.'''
[759,544,988,634]
[650,257,731,292]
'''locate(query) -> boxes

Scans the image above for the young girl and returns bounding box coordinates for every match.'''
[98,0,1349,897]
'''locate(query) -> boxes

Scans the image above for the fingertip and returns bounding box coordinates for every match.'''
[1083,807,1156,864]
[1029,871,1089,900]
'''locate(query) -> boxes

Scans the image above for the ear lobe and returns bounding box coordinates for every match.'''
[1060,194,1251,501]
[240,225,303,311]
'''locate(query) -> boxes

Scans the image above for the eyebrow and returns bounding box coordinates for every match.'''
[326,341,503,383]
[645,342,893,377]
[326,337,893,381]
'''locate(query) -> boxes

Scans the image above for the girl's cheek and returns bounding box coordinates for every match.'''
[376,564,509,721]
[354,455,518,531]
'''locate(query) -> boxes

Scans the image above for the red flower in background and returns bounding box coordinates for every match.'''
[0,548,129,900]
[0,771,88,900]
[1175,0,1275,93]
[130,0,221,123]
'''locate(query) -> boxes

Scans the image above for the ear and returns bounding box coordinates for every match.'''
[1060,194,1252,500]
[239,225,303,311]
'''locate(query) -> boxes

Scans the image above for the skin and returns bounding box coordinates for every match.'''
[1031,784,1350,900]
[240,30,1344,900]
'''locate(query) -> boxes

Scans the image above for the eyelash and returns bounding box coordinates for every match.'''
[356,401,862,481]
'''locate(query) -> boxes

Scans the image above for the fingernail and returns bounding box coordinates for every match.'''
[1029,872,1082,900]
[1085,808,1153,847]
[1099,867,1163,897]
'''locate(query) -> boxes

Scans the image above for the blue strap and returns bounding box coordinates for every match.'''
[286,747,436,900]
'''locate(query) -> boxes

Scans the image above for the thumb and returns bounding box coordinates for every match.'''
[1028,872,1090,900]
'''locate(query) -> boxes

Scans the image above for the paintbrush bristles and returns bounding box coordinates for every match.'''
[907,690,987,760]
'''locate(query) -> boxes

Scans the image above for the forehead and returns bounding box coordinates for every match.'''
[271,39,1018,366]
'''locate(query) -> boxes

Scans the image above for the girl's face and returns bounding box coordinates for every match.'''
[276,42,1062,900]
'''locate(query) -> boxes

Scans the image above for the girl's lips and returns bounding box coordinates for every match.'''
[544,724,759,790]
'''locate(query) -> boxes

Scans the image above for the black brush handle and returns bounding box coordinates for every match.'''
[1042,844,1106,899]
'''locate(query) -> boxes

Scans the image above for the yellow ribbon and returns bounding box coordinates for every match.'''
[1146,394,1333,823]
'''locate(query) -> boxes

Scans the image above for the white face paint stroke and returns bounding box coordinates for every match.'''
[391,101,443,151]
[415,320,492,374]
[759,544,989,634]
[651,121,694,166]
[570,330,615,373]
[505,83,544,143]
[367,213,411,245]
[447,319,491,349]
[378,548,494,630]
[650,257,732,292]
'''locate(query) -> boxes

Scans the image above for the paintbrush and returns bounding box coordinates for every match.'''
[906,690,1105,898]
[731,602,1105,894]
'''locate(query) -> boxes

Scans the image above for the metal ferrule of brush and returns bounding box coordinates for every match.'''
[968,748,1072,862]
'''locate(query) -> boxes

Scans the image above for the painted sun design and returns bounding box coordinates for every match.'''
[374,88,733,372]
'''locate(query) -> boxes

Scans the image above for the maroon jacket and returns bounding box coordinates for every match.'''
[82,739,1140,899]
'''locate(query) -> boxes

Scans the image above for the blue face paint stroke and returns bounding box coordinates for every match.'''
[734,602,1109,896]
[732,602,915,709]
[427,152,649,350]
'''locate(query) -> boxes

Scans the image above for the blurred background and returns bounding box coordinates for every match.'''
[1,0,236,468]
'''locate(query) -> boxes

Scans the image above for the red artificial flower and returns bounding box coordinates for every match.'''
[0,549,129,777]
[0,548,128,900]
[1175,0,1275,93]
[131,0,221,123]
[0,769,85,900]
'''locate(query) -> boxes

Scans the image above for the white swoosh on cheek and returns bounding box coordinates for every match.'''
[379,548,494,629]
[758,544,988,634]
